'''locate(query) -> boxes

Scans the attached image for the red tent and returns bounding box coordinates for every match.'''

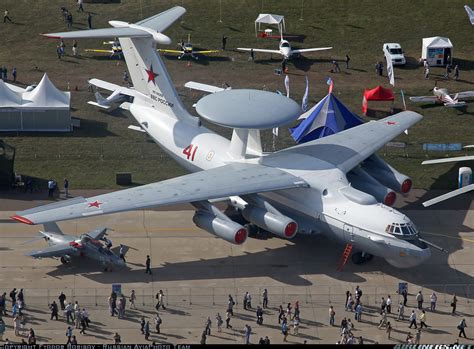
[362,85,395,115]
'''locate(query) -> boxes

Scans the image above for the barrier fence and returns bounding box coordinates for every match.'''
[8,284,474,309]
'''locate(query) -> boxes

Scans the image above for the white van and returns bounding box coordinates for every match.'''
[383,43,406,66]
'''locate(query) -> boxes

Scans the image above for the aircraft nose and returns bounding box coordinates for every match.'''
[385,245,431,268]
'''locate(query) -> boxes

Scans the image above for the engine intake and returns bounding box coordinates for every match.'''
[242,205,298,239]
[193,212,247,245]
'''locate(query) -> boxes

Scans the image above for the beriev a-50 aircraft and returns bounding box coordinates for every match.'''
[25,222,126,270]
[237,33,332,60]
[12,7,434,268]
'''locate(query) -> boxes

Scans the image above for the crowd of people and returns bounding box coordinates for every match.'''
[0,284,469,344]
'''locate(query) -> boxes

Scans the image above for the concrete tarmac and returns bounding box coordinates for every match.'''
[0,190,472,344]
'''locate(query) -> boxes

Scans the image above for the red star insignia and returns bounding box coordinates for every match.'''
[88,200,103,209]
[386,121,397,125]
[145,65,158,85]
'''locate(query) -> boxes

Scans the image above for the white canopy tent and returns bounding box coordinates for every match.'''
[0,74,71,132]
[421,36,453,66]
[255,13,285,37]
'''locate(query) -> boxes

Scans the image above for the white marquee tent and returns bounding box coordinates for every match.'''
[0,74,71,132]
[255,13,285,37]
[421,36,453,67]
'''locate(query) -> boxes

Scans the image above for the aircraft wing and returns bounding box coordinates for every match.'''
[84,49,114,54]
[465,5,474,25]
[194,50,219,54]
[26,244,75,258]
[12,163,308,225]
[88,79,136,97]
[157,49,183,54]
[422,155,474,165]
[237,48,281,54]
[291,47,333,54]
[451,91,474,100]
[409,96,438,103]
[423,184,474,207]
[278,111,422,174]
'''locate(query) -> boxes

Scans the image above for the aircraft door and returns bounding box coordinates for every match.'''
[343,224,355,243]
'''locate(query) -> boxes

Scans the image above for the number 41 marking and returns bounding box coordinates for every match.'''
[183,144,198,161]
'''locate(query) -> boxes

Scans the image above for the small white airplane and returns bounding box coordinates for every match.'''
[465,5,474,25]
[422,152,474,207]
[87,78,136,109]
[184,81,231,94]
[237,34,332,60]
[13,7,439,269]
[410,83,474,108]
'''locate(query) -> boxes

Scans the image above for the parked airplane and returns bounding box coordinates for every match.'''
[88,78,136,109]
[421,153,474,207]
[158,34,219,60]
[85,40,123,59]
[13,7,436,269]
[237,34,332,60]
[24,222,126,270]
[410,83,474,108]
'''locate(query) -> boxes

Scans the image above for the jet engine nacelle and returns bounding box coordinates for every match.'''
[361,154,412,194]
[192,212,247,245]
[347,167,397,206]
[241,205,298,239]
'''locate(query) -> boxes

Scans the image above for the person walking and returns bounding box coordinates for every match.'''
[13,315,20,336]
[59,292,66,311]
[458,318,467,338]
[332,60,341,73]
[416,291,424,310]
[345,54,350,69]
[243,292,249,310]
[113,332,121,344]
[227,295,235,316]
[87,13,92,29]
[278,305,285,324]
[355,302,362,322]
[222,35,228,50]
[378,311,387,329]
[451,294,458,314]
[119,244,126,263]
[154,313,162,334]
[79,314,87,334]
[4,10,12,23]
[262,289,268,309]
[409,310,417,329]
[63,178,69,198]
[157,290,166,310]
[397,302,405,321]
[430,292,437,312]
[145,255,152,274]
[66,326,73,344]
[65,302,74,323]
[225,310,232,329]
[72,40,78,57]
[50,301,59,320]
[140,317,145,334]
[293,316,300,335]
[12,67,16,83]
[200,330,207,345]
[401,287,408,306]
[386,321,392,339]
[281,320,288,341]
[419,310,427,328]
[244,324,251,345]
[205,316,211,335]
[454,65,459,80]
[424,66,430,79]
[216,313,223,332]
[386,295,392,314]
[144,320,150,340]
[0,318,5,341]
[129,290,136,309]
[329,305,336,326]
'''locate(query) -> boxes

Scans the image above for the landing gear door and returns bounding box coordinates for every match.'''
[343,224,355,243]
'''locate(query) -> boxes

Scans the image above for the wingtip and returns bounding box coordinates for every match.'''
[11,215,34,225]
[41,34,61,39]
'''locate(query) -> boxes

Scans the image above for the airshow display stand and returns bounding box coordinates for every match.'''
[255,13,285,37]
[421,36,453,66]
[0,74,71,132]
[362,85,395,116]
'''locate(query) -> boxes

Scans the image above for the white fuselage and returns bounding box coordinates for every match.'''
[129,97,430,268]
[279,40,292,60]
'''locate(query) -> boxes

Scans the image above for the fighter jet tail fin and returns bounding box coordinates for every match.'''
[43,221,64,235]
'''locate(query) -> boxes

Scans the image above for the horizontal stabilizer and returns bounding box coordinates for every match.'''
[423,184,474,207]
[184,81,226,93]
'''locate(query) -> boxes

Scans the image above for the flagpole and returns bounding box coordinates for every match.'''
[299,0,304,21]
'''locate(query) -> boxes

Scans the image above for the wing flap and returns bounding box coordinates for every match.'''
[26,245,75,258]
[237,48,281,54]
[13,163,308,225]
[292,47,332,54]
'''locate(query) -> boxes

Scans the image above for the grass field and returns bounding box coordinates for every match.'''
[0,0,473,190]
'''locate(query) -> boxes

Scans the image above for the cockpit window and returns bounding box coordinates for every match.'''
[387,222,418,236]
[281,42,290,48]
